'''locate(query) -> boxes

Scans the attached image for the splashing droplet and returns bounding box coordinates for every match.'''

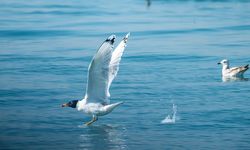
[161,104,177,124]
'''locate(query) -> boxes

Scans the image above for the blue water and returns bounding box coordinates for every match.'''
[1,0,250,149]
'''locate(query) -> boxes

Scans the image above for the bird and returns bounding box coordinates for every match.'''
[217,59,249,77]
[62,33,130,126]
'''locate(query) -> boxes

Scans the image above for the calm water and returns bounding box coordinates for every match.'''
[1,0,250,149]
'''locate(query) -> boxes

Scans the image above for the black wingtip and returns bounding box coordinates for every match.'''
[123,32,130,43]
[245,64,249,69]
[105,35,116,44]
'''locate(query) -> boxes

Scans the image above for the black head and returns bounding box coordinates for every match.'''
[62,100,79,108]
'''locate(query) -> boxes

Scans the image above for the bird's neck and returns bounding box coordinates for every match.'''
[222,64,229,76]
[76,98,87,111]
[222,64,229,70]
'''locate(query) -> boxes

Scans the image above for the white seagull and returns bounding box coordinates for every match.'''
[62,33,130,126]
[217,59,249,77]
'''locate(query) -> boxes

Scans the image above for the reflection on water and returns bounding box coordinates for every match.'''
[222,76,249,82]
[79,125,127,150]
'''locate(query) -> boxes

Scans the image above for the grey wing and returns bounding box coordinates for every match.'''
[229,65,248,75]
[85,35,116,104]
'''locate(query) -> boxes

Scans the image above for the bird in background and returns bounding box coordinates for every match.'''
[62,33,130,126]
[217,59,249,77]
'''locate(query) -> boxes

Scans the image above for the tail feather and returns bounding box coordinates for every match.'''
[103,101,123,114]
[244,64,249,69]
[240,64,249,74]
[112,101,124,107]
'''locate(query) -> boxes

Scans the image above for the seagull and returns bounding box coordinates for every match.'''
[62,33,130,126]
[217,59,249,77]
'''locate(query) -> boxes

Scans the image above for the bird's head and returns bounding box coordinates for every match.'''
[61,100,79,108]
[218,59,229,66]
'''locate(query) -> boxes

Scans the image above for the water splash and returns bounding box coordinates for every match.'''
[161,104,177,124]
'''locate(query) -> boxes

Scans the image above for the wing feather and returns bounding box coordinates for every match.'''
[108,33,130,92]
[229,66,247,74]
[85,35,115,104]
[85,33,130,104]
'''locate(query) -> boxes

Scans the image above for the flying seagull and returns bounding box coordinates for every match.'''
[217,59,249,77]
[62,33,130,126]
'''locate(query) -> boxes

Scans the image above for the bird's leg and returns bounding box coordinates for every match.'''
[84,115,98,126]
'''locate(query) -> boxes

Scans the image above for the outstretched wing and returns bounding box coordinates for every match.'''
[107,33,130,96]
[85,35,116,104]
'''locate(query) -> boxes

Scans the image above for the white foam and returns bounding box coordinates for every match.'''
[161,104,177,124]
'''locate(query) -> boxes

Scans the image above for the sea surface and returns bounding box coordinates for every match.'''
[1,0,250,149]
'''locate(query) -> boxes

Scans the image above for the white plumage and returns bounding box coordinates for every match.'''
[62,33,130,126]
[218,59,249,77]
